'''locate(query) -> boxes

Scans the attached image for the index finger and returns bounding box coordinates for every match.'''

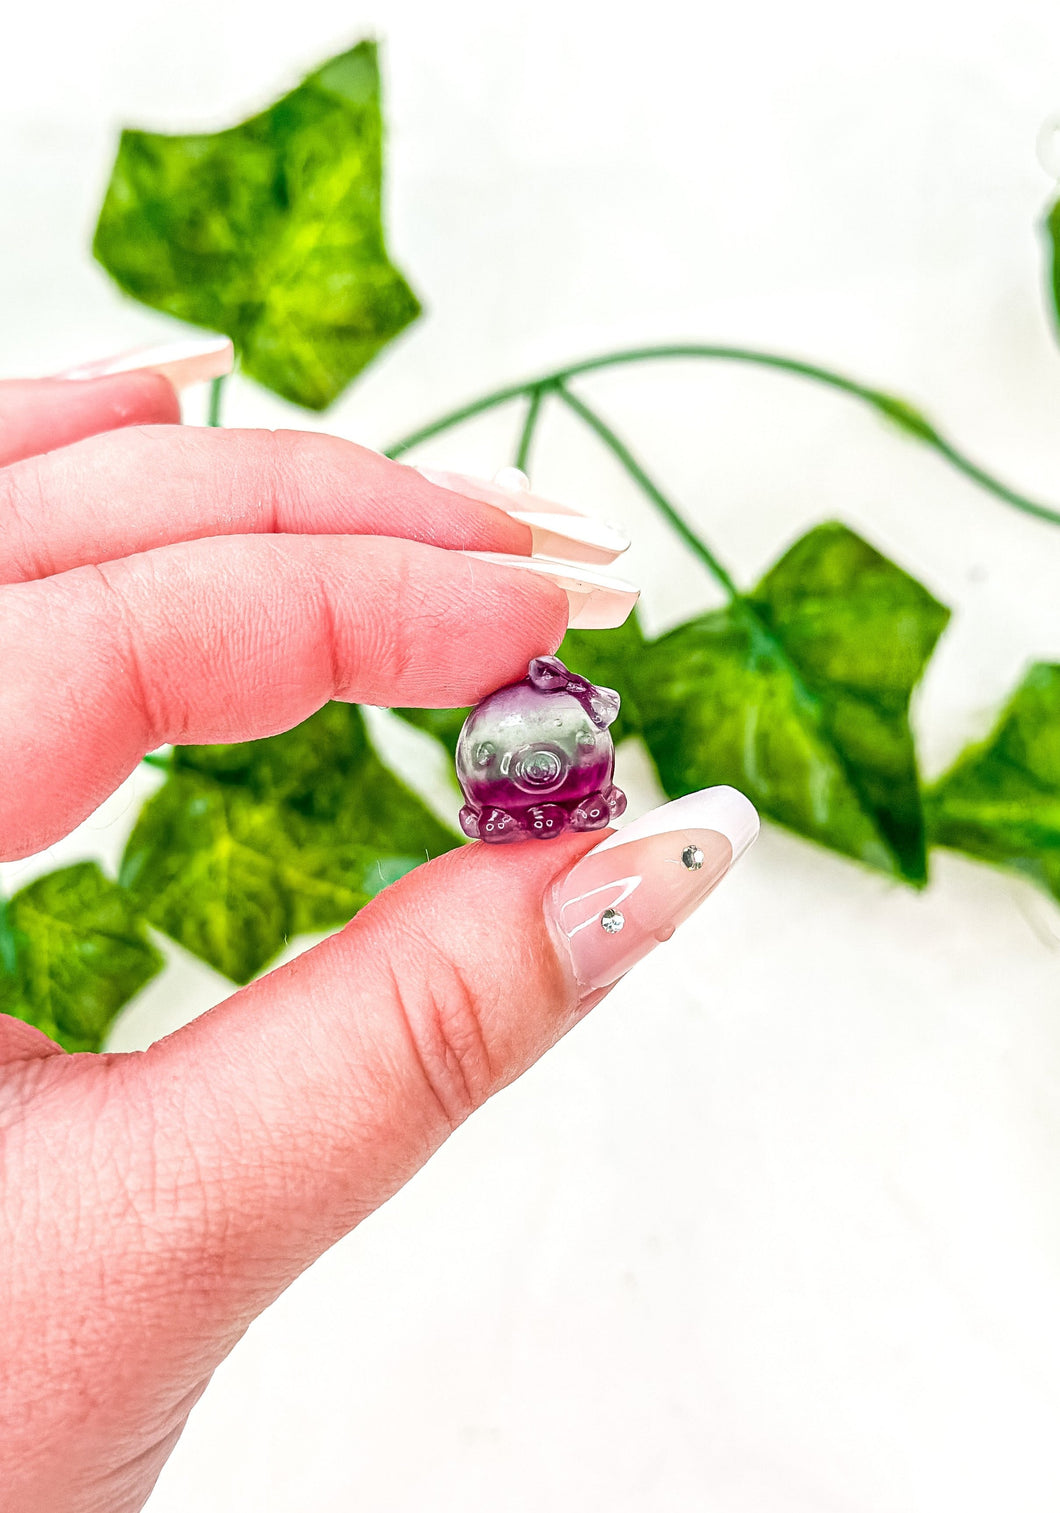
[0,425,535,585]
[0,533,642,859]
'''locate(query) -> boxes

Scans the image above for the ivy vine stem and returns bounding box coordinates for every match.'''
[207,375,226,427]
[552,382,739,598]
[514,385,547,473]
[0,892,18,976]
[385,343,1060,531]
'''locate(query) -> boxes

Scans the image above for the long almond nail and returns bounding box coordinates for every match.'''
[55,335,234,391]
[551,787,759,995]
[463,550,639,630]
[419,466,630,566]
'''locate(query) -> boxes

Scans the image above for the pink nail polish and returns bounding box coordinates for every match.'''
[551,787,759,994]
[461,551,639,630]
[417,465,582,518]
[417,465,631,565]
[54,335,234,391]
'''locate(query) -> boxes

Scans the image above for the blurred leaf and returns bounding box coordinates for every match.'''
[93,40,421,410]
[0,864,163,1052]
[639,523,950,881]
[394,704,470,760]
[120,703,459,983]
[926,663,1060,901]
[395,612,650,758]
[558,612,649,738]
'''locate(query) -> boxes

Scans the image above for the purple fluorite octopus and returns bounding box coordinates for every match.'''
[456,656,627,843]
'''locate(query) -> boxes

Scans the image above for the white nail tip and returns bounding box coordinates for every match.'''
[58,335,234,390]
[417,465,602,523]
[492,466,531,492]
[506,510,630,557]
[565,597,633,630]
[592,786,760,864]
[461,550,639,631]
[462,551,638,593]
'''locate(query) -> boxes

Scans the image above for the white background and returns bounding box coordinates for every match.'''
[4,2,1060,1508]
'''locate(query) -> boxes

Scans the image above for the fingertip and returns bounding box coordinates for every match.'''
[104,370,183,427]
[0,372,181,466]
[0,1013,67,1063]
[64,371,182,430]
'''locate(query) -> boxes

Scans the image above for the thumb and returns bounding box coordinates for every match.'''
[10,787,756,1510]
[135,785,757,1317]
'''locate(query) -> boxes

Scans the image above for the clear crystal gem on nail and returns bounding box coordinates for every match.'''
[682,845,705,870]
[600,907,625,933]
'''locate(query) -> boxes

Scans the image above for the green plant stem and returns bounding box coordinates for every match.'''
[385,343,1060,530]
[0,892,17,976]
[142,752,173,771]
[207,375,226,427]
[514,384,548,472]
[925,434,1060,527]
[549,385,818,764]
[554,383,739,598]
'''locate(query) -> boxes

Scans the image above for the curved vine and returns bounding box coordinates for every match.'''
[385,344,1060,537]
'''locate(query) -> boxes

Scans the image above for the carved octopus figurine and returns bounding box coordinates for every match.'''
[456,655,627,842]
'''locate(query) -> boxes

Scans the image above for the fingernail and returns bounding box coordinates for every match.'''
[418,466,630,566]
[551,787,759,995]
[463,550,639,630]
[55,335,234,391]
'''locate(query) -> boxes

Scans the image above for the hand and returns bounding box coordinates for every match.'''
[0,365,754,1512]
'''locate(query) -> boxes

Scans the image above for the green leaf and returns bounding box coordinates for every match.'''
[120,703,459,983]
[394,704,470,760]
[926,663,1060,901]
[395,612,650,758]
[93,40,421,410]
[0,864,163,1052]
[639,522,950,881]
[558,612,649,739]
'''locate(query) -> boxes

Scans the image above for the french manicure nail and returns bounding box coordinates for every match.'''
[55,335,234,391]
[463,550,639,630]
[418,466,631,566]
[551,787,759,994]
[504,510,629,567]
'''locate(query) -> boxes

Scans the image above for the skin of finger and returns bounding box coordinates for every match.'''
[0,533,570,859]
[0,831,602,1513]
[0,424,533,585]
[0,375,181,469]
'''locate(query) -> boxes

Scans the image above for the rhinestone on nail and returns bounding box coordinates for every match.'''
[681,845,704,871]
[600,907,625,934]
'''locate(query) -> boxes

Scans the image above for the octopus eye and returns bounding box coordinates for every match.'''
[474,741,495,768]
[513,746,565,790]
[577,730,596,750]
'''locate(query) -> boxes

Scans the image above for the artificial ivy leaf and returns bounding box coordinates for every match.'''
[0,864,163,1052]
[93,41,421,410]
[395,612,650,757]
[639,522,949,881]
[926,663,1060,901]
[558,613,649,738]
[394,704,469,760]
[121,703,459,983]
